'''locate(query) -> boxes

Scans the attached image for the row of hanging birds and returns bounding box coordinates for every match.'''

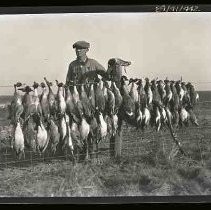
[8,74,199,160]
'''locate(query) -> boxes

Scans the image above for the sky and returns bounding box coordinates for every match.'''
[0,12,211,95]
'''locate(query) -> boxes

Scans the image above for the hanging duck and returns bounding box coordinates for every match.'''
[70,115,84,153]
[22,116,37,152]
[94,75,106,113]
[72,80,84,120]
[78,112,90,160]
[80,83,92,119]
[31,82,42,117]
[33,114,49,155]
[40,82,50,121]
[144,77,153,107]
[47,117,60,155]
[44,77,57,118]
[8,82,24,125]
[111,81,122,114]
[104,80,115,116]
[64,82,79,123]
[55,80,66,117]
[12,119,25,160]
[18,85,34,121]
[87,82,96,114]
[62,114,75,162]
[120,75,135,120]
[128,78,139,103]
[170,80,180,128]
[164,79,173,107]
[95,108,107,144]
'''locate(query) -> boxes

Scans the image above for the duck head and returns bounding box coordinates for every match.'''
[135,78,143,86]
[33,82,39,89]
[18,86,34,93]
[145,77,150,83]
[40,82,46,89]
[55,80,64,87]
[129,78,139,86]
[44,77,53,87]
[15,82,23,87]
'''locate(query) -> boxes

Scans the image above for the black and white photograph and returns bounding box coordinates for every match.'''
[0,8,211,199]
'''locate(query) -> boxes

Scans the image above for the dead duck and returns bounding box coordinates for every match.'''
[80,83,92,119]
[18,85,34,121]
[58,114,67,149]
[141,103,151,131]
[155,106,161,132]
[12,119,25,160]
[111,113,118,136]
[78,113,90,160]
[160,107,167,127]
[46,117,60,155]
[44,77,57,117]
[55,80,66,117]
[151,79,163,108]
[104,80,115,115]
[95,109,107,144]
[88,82,96,114]
[135,99,143,130]
[94,75,106,113]
[178,103,190,127]
[151,79,163,130]
[181,82,190,104]
[170,81,180,128]
[186,82,198,107]
[120,75,135,119]
[31,82,42,115]
[70,116,84,152]
[157,80,166,103]
[165,106,173,127]
[62,114,75,161]
[40,82,50,121]
[102,77,109,104]
[22,116,37,152]
[175,80,185,103]
[64,82,79,122]
[185,103,199,127]
[136,79,147,110]
[71,81,84,120]
[8,82,24,124]
[33,114,49,155]
[164,79,173,106]
[128,78,139,103]
[144,78,153,106]
[111,81,122,114]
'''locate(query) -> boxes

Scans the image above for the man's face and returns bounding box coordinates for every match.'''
[75,48,88,59]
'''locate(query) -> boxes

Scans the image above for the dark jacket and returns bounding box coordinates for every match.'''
[66,57,106,84]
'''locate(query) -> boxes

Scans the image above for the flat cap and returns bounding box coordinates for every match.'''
[73,41,90,49]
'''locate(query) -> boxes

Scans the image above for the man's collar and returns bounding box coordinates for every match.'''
[77,56,88,64]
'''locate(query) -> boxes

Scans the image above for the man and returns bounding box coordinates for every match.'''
[66,40,106,84]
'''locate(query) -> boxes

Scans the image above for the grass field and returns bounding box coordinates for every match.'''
[0,92,211,197]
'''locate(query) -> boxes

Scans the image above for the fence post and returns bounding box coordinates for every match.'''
[115,128,123,159]
[114,119,123,160]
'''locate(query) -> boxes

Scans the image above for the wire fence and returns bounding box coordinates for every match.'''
[0,84,211,169]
